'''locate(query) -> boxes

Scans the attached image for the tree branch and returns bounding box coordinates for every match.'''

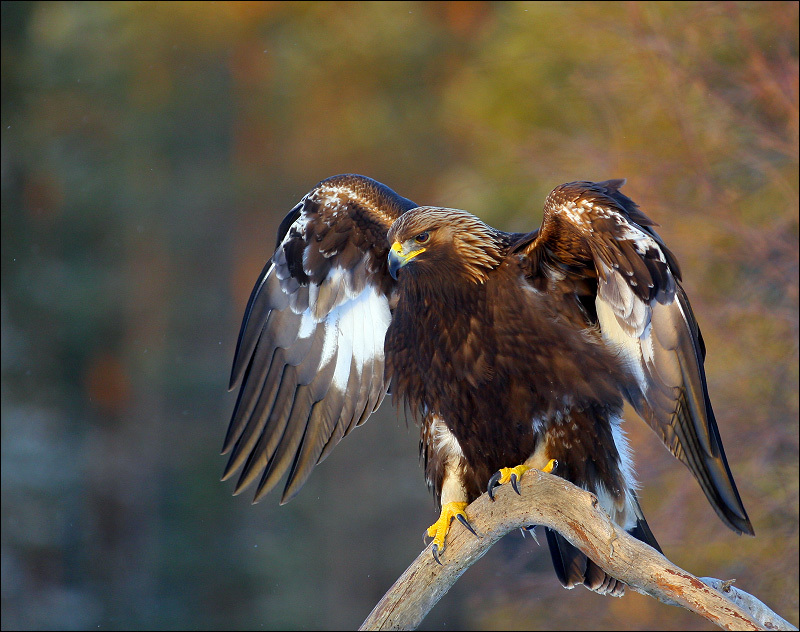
[359,470,796,631]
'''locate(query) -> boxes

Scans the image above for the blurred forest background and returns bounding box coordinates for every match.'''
[1,2,797,630]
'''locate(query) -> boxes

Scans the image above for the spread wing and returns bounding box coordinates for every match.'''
[223,174,416,504]
[515,180,753,535]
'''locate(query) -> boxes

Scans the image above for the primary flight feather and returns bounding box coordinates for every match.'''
[223,174,753,595]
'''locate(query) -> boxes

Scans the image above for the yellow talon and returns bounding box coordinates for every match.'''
[496,464,530,485]
[488,459,558,499]
[426,501,473,562]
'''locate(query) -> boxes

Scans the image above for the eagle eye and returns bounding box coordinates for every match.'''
[414,232,430,244]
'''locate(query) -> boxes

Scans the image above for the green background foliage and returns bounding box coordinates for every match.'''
[2,2,797,629]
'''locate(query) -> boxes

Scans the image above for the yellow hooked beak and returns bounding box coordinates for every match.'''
[388,241,426,279]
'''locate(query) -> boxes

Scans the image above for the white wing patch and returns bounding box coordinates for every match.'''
[596,297,648,387]
[271,188,394,400]
[597,264,650,335]
[597,289,685,402]
[291,275,391,392]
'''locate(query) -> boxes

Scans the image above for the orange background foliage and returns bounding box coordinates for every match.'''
[1,2,796,630]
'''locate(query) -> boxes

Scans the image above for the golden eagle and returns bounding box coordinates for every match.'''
[223,174,753,595]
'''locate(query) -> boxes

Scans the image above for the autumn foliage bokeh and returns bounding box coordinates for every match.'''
[2,2,797,630]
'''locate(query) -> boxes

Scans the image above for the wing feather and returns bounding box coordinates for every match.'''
[228,261,289,390]
[519,180,753,535]
[222,301,311,459]
[223,175,416,503]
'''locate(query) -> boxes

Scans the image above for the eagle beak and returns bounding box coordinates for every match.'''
[388,241,425,280]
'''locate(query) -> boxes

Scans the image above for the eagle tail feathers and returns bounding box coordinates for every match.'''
[545,500,660,596]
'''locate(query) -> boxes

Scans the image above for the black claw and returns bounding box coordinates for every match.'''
[431,544,443,566]
[456,513,478,538]
[511,473,521,495]
[487,471,503,500]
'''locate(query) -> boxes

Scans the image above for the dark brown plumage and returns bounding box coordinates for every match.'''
[224,174,753,596]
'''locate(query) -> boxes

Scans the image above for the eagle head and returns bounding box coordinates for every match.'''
[387,207,505,284]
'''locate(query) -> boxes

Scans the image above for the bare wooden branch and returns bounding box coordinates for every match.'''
[360,469,796,632]
[698,578,798,632]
